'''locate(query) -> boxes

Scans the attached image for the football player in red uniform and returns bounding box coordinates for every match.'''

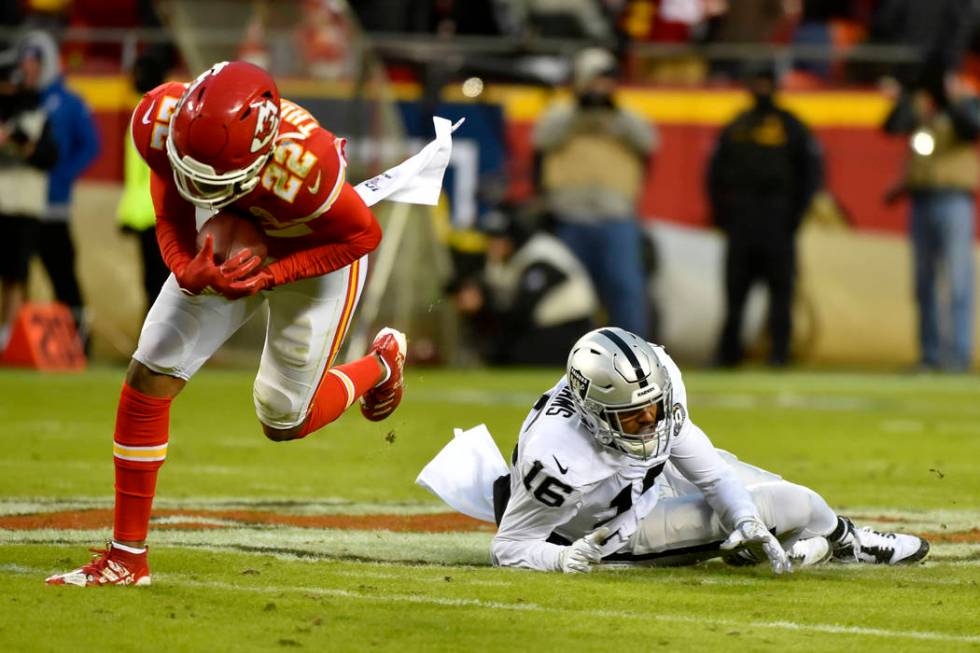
[47,61,408,586]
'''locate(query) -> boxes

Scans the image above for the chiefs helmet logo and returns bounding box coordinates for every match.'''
[250,99,279,153]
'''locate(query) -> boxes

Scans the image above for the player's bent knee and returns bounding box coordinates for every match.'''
[253,377,305,431]
[750,482,815,535]
[261,422,303,442]
[125,359,186,398]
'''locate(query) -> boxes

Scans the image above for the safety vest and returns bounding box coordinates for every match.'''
[116,128,156,231]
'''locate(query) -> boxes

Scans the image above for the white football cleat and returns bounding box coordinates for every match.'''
[832,517,929,564]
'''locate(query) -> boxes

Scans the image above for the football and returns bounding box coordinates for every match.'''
[196,210,268,264]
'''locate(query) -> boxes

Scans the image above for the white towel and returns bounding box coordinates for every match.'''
[354,116,464,208]
[415,423,508,524]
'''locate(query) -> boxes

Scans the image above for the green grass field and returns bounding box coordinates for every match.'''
[1,365,978,652]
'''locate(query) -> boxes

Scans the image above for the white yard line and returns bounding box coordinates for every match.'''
[2,499,977,528]
[0,497,451,517]
[169,578,980,644]
[2,529,977,569]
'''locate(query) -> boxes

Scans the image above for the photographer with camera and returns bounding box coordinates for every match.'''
[883,66,979,373]
[0,44,58,352]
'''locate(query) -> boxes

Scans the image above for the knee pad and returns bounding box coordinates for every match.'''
[135,319,195,377]
[253,375,305,431]
[751,482,822,537]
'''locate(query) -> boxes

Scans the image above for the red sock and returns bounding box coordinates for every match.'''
[298,355,383,437]
[113,383,172,543]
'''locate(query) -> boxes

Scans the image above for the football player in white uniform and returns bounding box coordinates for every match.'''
[422,327,930,574]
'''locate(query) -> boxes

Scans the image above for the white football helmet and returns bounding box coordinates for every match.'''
[566,327,674,460]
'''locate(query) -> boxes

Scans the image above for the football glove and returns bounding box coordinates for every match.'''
[558,527,609,574]
[218,248,263,280]
[175,234,221,295]
[721,517,792,575]
[222,266,274,299]
[211,249,271,300]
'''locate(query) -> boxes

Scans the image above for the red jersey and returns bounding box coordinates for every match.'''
[131,81,381,287]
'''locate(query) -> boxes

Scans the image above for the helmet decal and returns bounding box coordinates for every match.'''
[250,98,279,153]
[598,328,649,387]
[671,403,686,436]
[567,365,591,401]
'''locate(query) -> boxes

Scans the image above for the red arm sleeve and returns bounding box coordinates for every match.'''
[151,170,198,275]
[264,183,382,286]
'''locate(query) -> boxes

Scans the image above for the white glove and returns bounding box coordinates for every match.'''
[558,527,610,574]
[721,518,792,575]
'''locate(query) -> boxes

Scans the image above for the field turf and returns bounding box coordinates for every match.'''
[1,365,978,652]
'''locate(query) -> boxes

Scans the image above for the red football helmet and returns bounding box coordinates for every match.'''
[166,61,281,209]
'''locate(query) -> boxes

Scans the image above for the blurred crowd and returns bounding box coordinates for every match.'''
[0,0,976,372]
[352,0,980,88]
[3,2,979,89]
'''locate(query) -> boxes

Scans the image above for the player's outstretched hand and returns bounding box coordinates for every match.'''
[721,518,792,575]
[176,234,220,295]
[559,527,609,574]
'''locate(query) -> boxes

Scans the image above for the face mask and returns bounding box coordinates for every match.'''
[577,91,615,109]
[753,92,775,111]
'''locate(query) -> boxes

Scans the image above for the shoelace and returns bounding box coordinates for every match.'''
[861,528,897,541]
[79,546,113,576]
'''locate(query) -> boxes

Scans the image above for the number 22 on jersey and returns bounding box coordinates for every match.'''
[261,140,318,203]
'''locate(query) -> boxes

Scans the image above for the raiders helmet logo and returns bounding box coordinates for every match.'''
[568,366,591,401]
[250,99,279,153]
[671,403,686,436]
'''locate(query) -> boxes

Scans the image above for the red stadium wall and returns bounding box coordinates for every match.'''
[504,91,917,235]
[71,77,937,236]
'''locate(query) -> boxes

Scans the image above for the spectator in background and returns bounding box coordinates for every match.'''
[0,47,58,351]
[705,0,790,45]
[452,207,598,366]
[116,52,169,317]
[883,72,979,373]
[792,0,852,78]
[533,47,656,338]
[708,63,823,367]
[871,0,975,90]
[19,31,100,348]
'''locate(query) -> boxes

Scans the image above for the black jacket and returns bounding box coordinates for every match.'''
[707,103,823,240]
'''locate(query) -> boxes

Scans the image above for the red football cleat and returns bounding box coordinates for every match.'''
[360,327,407,422]
[45,542,151,587]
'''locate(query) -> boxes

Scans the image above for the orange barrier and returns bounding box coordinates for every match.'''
[1,303,87,371]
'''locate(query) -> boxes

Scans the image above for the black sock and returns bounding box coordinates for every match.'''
[828,516,851,545]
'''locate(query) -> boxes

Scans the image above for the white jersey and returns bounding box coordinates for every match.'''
[491,346,760,571]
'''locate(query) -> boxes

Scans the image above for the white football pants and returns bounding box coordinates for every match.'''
[133,256,368,429]
[625,451,838,564]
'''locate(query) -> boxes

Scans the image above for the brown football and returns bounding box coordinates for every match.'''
[196,210,268,264]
